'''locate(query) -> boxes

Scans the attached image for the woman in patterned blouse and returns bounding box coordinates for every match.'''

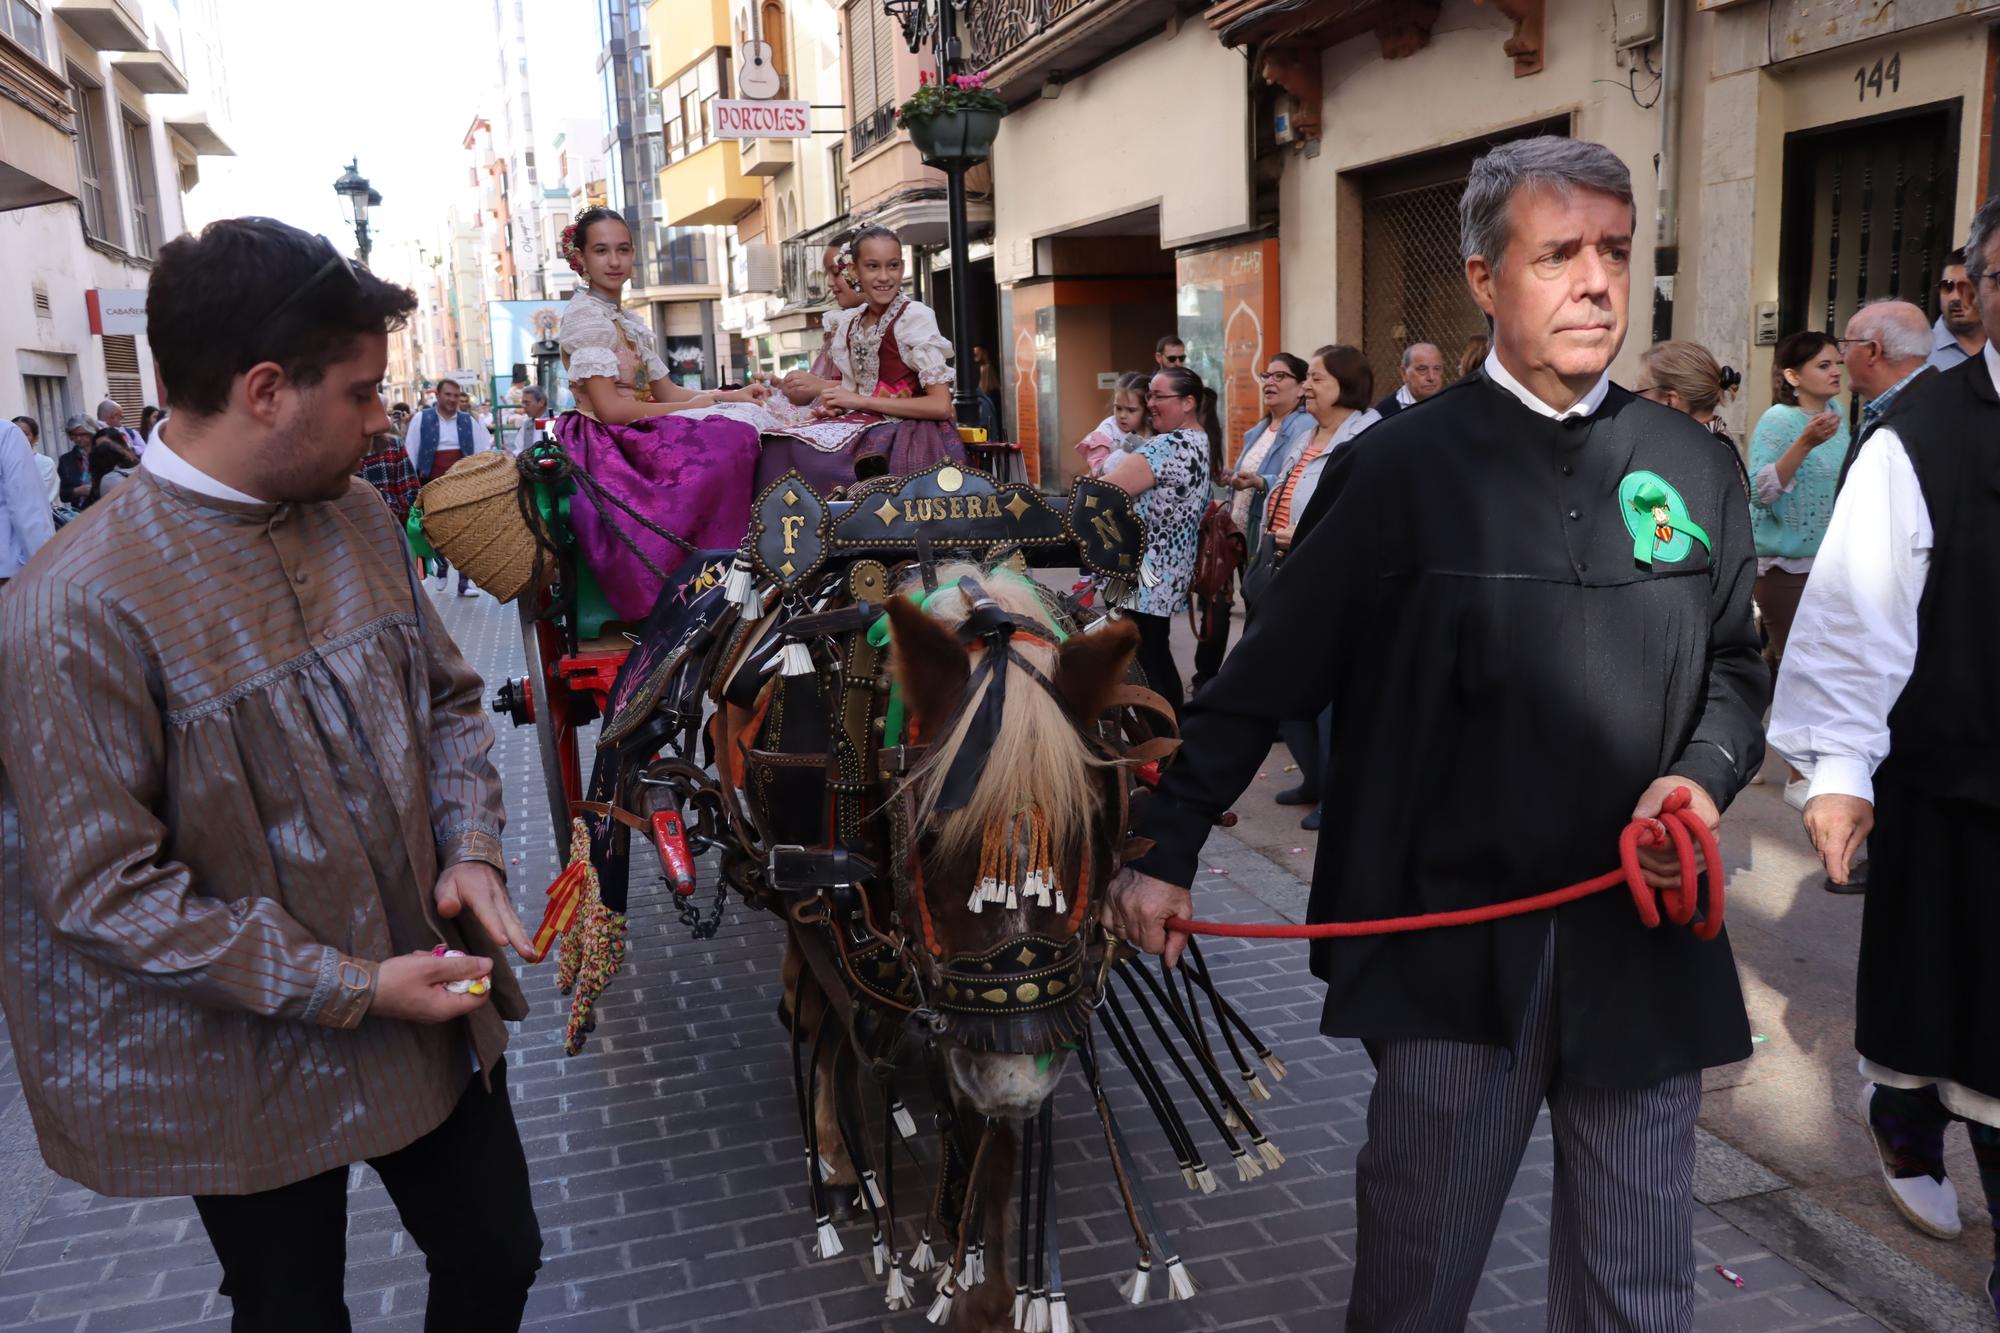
[1102,364,1219,717]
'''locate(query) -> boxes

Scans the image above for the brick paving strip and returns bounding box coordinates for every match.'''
[0,592,1898,1331]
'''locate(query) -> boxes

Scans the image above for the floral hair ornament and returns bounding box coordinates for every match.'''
[833,239,859,293]
[560,214,589,274]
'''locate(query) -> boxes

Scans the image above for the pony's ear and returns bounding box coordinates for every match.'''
[886,596,971,735]
[1055,619,1139,724]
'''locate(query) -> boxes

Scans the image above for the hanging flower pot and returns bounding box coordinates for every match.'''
[896,68,1006,165]
[908,109,1002,163]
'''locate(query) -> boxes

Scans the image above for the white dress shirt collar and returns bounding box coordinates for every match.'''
[1983,339,2000,395]
[1483,350,1610,421]
[1394,383,1416,408]
[139,432,263,504]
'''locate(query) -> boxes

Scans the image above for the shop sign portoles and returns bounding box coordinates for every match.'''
[713,99,812,140]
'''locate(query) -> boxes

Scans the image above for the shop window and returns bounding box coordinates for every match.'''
[1355,117,1568,399]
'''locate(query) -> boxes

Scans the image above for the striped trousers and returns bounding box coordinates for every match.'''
[1347,931,1701,1331]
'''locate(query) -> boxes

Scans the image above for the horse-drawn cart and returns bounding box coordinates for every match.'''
[454,432,1293,1328]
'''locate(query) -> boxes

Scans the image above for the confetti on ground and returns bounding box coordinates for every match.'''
[1207,867,1230,877]
[1282,764,1299,773]
[1257,771,1268,779]
[1290,847,1305,854]
[1752,1033,1768,1043]
[1714,1265,1745,1289]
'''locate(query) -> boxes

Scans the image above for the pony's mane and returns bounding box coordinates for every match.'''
[902,563,1106,866]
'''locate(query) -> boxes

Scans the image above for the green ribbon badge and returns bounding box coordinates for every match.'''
[1617,470,1710,568]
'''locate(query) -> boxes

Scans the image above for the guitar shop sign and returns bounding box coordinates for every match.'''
[713,99,811,140]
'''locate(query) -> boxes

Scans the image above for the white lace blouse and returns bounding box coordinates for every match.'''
[559,290,669,386]
[829,297,954,395]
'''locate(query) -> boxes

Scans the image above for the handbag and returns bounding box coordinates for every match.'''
[1186,499,1246,640]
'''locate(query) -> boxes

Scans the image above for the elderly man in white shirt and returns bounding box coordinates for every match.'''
[1771,198,2000,1312]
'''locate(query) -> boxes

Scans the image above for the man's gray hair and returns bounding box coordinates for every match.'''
[1400,342,1440,370]
[64,414,98,435]
[95,398,121,418]
[1460,136,1635,270]
[1965,192,2000,279]
[1851,299,1932,363]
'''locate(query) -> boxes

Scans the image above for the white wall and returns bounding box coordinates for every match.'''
[990,19,1253,283]
[1279,0,1667,380]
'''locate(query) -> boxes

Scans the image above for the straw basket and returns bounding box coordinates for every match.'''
[416,451,548,603]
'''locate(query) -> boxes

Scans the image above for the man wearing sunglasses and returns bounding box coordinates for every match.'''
[1927,247,1988,371]
[0,217,544,1329]
[1155,334,1187,368]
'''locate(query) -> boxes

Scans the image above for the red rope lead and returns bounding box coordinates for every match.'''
[1165,787,1724,943]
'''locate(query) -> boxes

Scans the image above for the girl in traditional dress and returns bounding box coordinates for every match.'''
[758,225,966,494]
[554,207,768,620]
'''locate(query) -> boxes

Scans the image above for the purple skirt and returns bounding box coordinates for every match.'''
[756,416,966,497]
[556,411,759,622]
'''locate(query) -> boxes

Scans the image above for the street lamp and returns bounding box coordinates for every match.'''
[333,158,382,267]
[884,0,981,428]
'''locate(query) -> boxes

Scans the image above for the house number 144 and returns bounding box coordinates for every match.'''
[1856,55,1902,101]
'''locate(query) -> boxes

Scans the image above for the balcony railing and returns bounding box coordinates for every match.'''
[850,104,897,159]
[963,0,1092,68]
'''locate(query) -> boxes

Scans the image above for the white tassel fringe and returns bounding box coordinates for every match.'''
[909,1233,937,1273]
[1247,1072,1272,1101]
[885,1264,913,1311]
[1234,1149,1263,1183]
[1012,1290,1029,1330]
[815,1217,843,1259]
[1195,1165,1219,1194]
[1167,1257,1197,1300]
[1263,1051,1288,1081]
[871,1231,888,1275]
[1026,1292,1050,1333]
[1049,1293,1072,1333]
[925,1280,957,1325]
[892,1101,918,1139]
[780,641,814,677]
[863,1171,886,1209]
[1122,1261,1152,1304]
[1257,1138,1286,1170]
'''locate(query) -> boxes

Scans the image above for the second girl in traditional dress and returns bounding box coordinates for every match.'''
[758,225,966,494]
[554,207,768,620]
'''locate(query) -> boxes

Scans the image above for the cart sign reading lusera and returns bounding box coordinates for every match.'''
[713,99,812,139]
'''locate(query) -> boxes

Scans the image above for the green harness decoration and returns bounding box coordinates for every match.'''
[1617,470,1710,568]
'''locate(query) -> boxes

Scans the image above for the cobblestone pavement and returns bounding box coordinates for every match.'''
[0,588,1889,1332]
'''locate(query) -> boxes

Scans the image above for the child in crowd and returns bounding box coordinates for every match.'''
[1076,370,1152,476]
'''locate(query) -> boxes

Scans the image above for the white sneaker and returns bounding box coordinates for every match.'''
[1856,1082,1963,1239]
[1784,779,1809,812]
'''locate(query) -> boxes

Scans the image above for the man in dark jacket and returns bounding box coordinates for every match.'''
[1108,137,1767,1331]
[1371,341,1444,419]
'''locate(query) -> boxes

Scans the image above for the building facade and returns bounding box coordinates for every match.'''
[0,0,234,454]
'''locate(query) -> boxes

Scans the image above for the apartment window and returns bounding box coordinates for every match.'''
[102,335,143,419]
[760,0,787,92]
[660,53,722,167]
[69,68,110,240]
[0,0,46,59]
[122,114,157,258]
[829,142,849,217]
[846,2,897,156]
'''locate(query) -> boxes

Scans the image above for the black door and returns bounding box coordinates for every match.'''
[1779,100,1961,340]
